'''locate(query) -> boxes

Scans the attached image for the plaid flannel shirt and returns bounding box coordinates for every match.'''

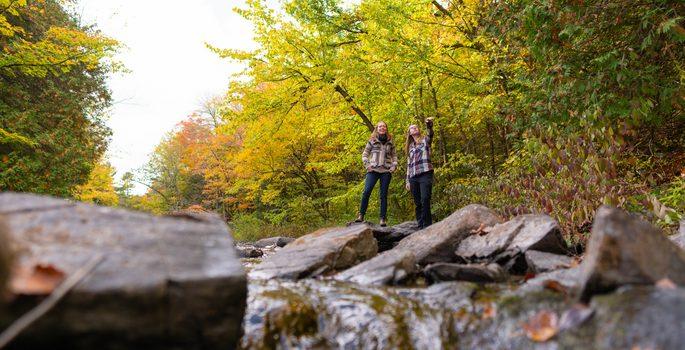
[406,121,434,182]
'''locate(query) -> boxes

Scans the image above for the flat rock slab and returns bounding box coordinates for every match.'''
[0,192,246,350]
[346,221,419,252]
[250,225,377,279]
[423,263,507,283]
[457,214,568,273]
[334,249,417,286]
[525,250,574,274]
[578,205,685,302]
[254,237,296,248]
[395,204,503,265]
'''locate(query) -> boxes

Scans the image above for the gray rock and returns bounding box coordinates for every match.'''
[0,192,246,350]
[250,225,377,279]
[457,214,568,274]
[669,221,685,250]
[423,262,508,283]
[521,265,584,293]
[525,250,574,274]
[577,205,685,302]
[238,247,264,258]
[395,204,503,265]
[254,236,296,248]
[334,249,417,286]
[346,221,420,252]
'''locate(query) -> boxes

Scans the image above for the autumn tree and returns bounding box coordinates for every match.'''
[0,0,125,196]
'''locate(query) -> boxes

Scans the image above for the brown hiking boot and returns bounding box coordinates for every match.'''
[355,213,364,223]
[380,216,387,227]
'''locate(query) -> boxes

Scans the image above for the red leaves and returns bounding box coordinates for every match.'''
[481,304,497,319]
[9,264,65,295]
[655,277,676,290]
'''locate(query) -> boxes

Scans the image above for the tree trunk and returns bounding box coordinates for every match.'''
[449,101,471,154]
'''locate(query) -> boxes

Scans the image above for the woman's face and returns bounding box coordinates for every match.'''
[376,122,388,135]
[408,125,420,136]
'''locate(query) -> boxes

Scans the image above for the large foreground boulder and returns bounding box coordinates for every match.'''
[0,192,246,350]
[577,205,685,302]
[395,204,503,265]
[250,225,377,279]
[334,249,417,286]
[346,221,420,252]
[456,214,568,273]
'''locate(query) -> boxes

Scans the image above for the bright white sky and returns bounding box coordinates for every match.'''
[78,0,263,194]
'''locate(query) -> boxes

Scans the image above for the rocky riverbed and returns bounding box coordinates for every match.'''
[238,205,685,350]
[3,193,685,349]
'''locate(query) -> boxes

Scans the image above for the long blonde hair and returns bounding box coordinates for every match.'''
[370,121,393,142]
[405,124,423,156]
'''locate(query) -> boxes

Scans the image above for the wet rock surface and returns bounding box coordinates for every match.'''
[577,205,685,302]
[395,204,503,265]
[250,225,377,279]
[457,214,568,274]
[334,249,417,286]
[0,192,246,350]
[346,221,420,252]
[237,204,685,350]
[525,250,574,274]
[423,262,507,283]
[254,236,295,248]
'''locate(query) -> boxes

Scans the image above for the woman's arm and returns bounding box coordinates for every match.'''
[390,144,398,173]
[362,141,373,170]
[425,118,434,147]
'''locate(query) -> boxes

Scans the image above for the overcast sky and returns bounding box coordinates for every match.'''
[79,0,262,194]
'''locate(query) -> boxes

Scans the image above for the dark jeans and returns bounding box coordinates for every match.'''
[359,171,392,218]
[409,170,433,228]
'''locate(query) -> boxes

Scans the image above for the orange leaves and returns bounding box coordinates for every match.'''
[523,304,595,342]
[523,309,558,342]
[482,304,497,319]
[9,264,65,295]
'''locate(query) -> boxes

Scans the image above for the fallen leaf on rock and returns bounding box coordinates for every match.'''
[558,303,594,330]
[556,256,582,269]
[9,264,65,295]
[631,347,663,350]
[470,223,491,236]
[482,304,496,319]
[545,281,571,297]
[655,277,676,289]
[523,309,559,342]
[522,271,536,283]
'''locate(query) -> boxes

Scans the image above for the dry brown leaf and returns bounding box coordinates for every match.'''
[523,309,559,342]
[470,223,490,235]
[9,264,65,295]
[655,277,677,290]
[556,256,582,269]
[482,304,497,319]
[545,281,571,297]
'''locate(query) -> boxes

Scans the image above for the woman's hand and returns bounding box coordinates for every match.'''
[405,182,411,191]
[426,117,434,123]
[367,167,373,172]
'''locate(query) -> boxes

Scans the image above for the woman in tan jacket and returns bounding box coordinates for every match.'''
[355,121,398,226]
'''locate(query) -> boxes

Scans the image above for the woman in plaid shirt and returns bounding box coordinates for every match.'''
[405,117,434,229]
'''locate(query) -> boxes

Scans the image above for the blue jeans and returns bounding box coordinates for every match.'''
[359,171,392,218]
